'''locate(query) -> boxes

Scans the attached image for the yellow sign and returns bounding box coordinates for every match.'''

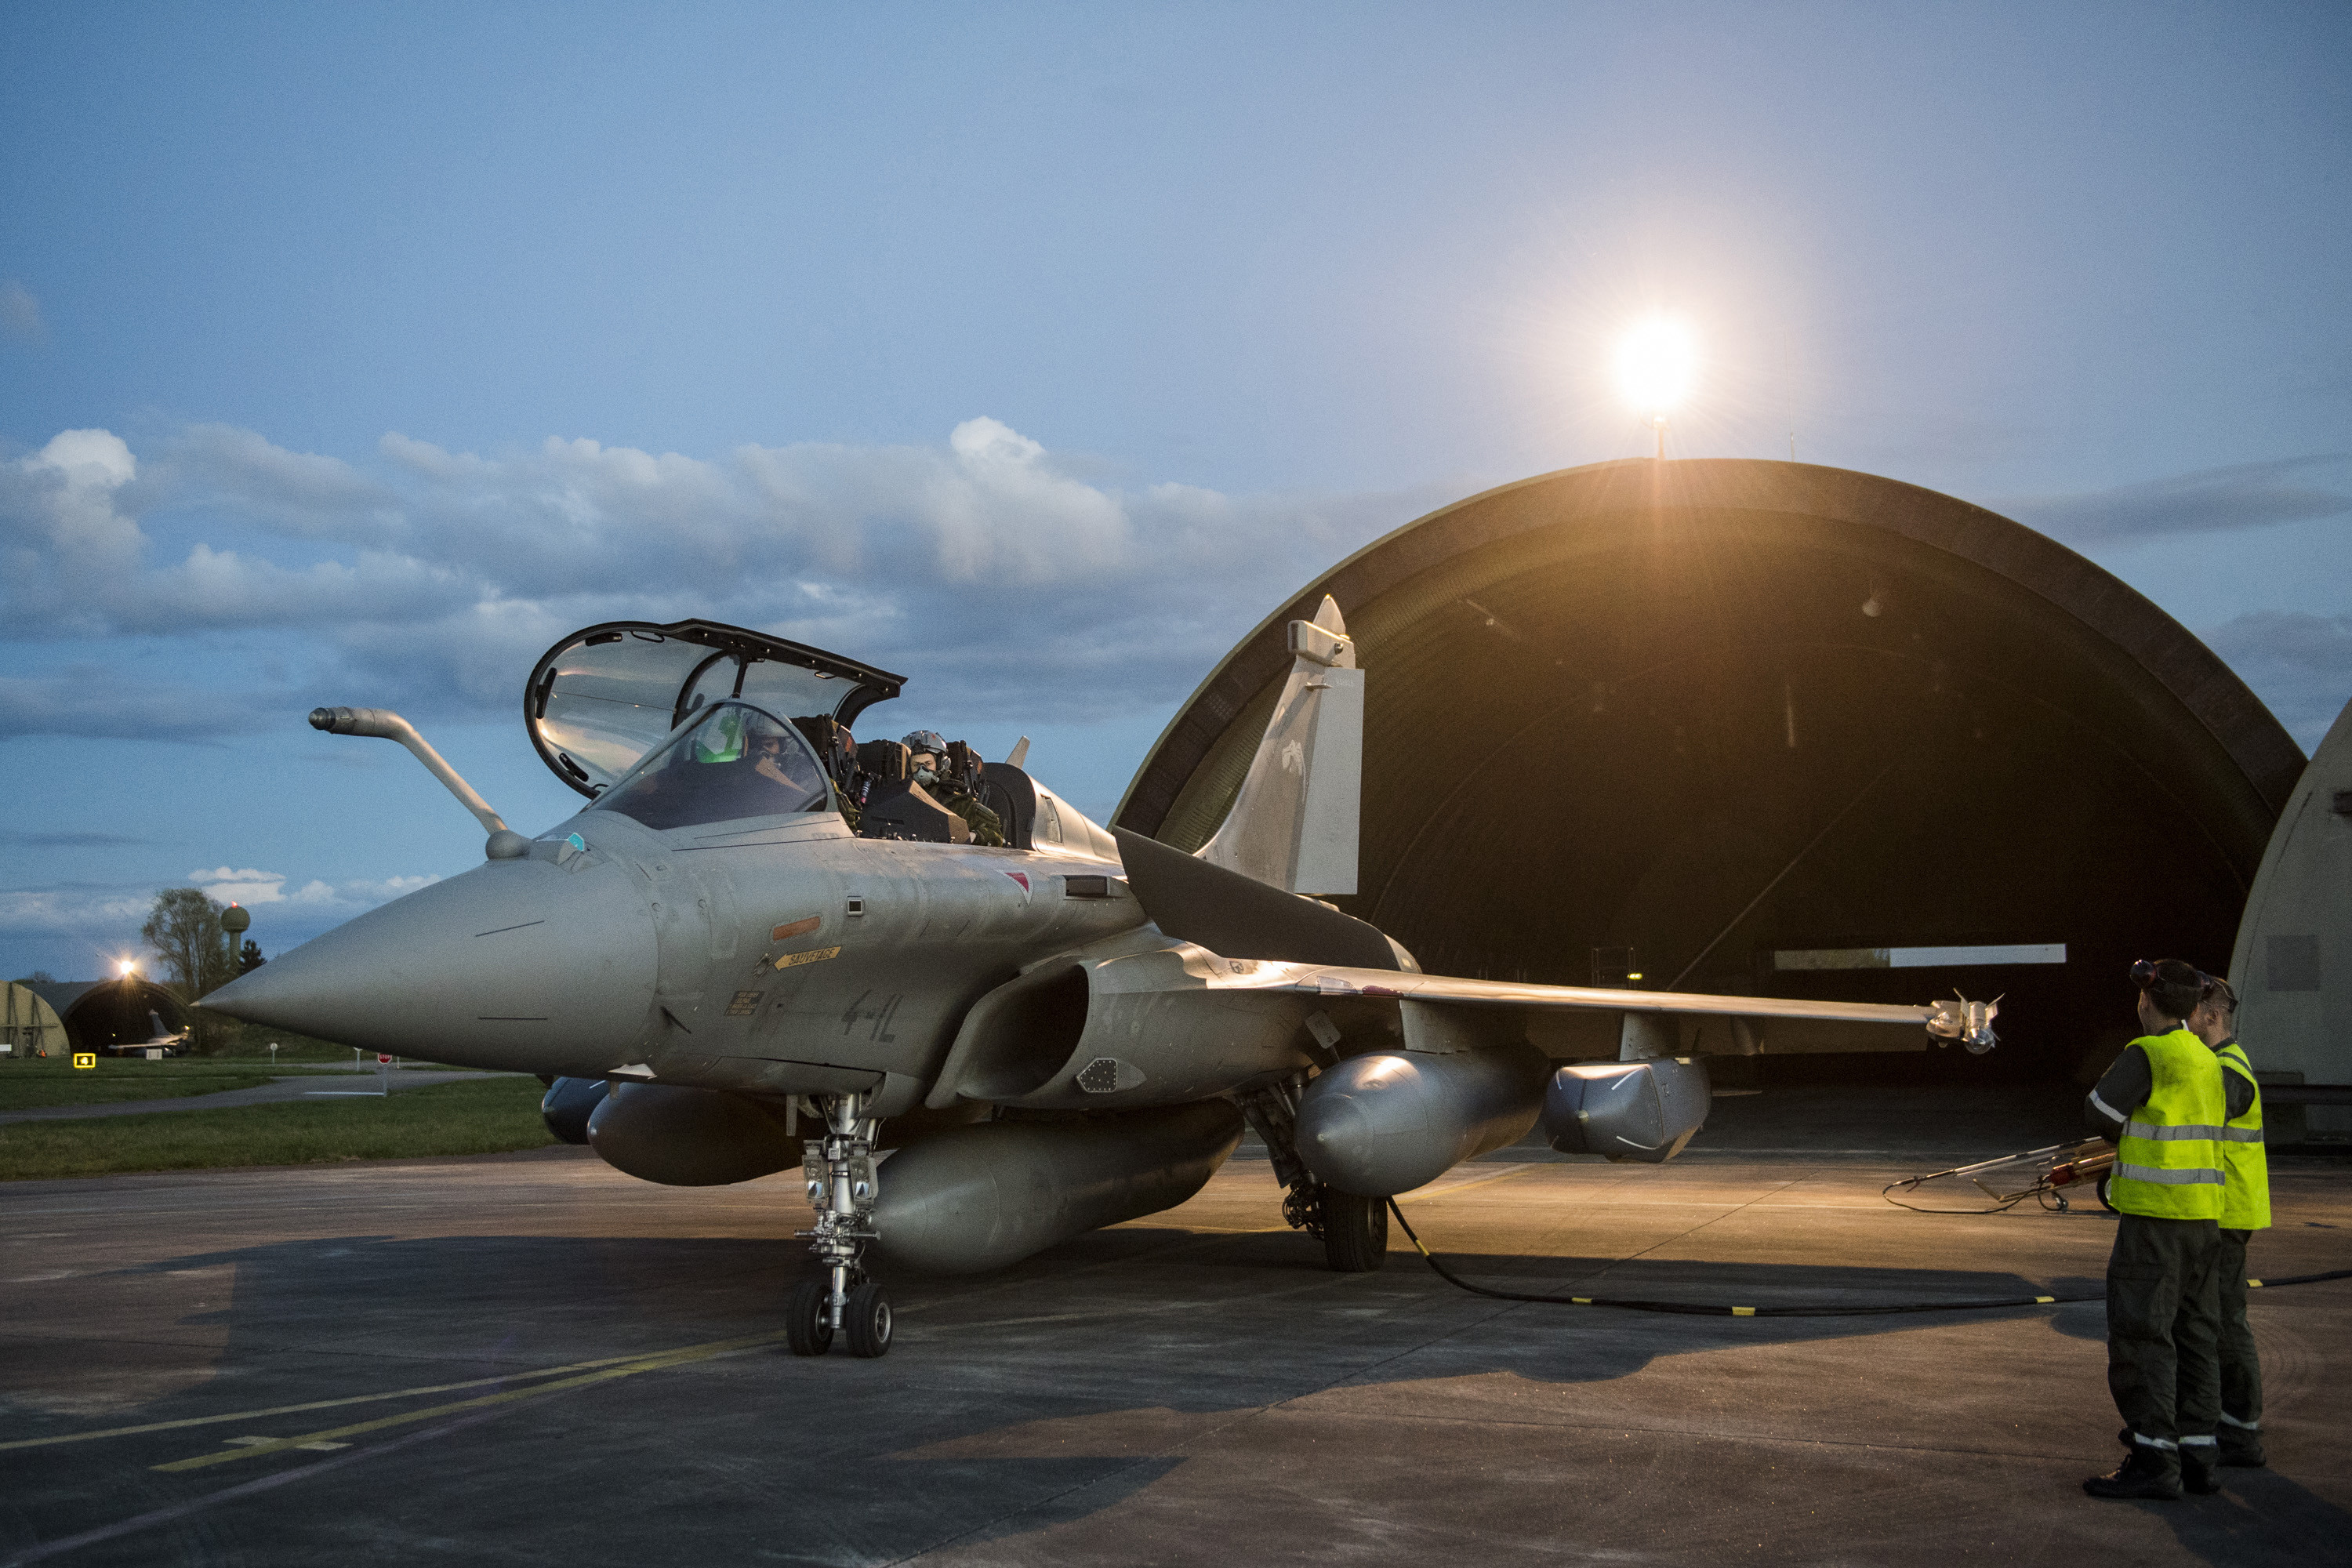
[775,946,841,971]
[72,1053,96,1070]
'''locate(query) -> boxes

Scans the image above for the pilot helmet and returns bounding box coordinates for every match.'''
[690,707,746,764]
[901,731,948,760]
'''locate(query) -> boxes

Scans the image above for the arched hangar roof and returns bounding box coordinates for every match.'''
[1116,459,2303,1069]
[28,978,191,1053]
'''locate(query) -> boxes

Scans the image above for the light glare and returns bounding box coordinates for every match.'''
[117,957,137,976]
[1615,318,1696,414]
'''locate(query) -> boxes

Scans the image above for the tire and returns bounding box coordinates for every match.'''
[2096,1173,2118,1214]
[786,1277,834,1356]
[1323,1189,1389,1272]
[843,1281,894,1359]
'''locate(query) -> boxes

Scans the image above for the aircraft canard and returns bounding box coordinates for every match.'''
[203,608,1996,1359]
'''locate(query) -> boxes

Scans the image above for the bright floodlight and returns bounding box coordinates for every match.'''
[1615,318,1696,415]
[117,957,137,976]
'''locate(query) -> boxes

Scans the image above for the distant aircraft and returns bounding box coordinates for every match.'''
[204,610,1996,1358]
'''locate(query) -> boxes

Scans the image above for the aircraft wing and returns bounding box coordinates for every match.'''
[1267,967,1978,1036]
[1108,823,1998,1051]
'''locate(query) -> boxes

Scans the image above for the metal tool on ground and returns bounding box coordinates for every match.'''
[1881,1138,2118,1214]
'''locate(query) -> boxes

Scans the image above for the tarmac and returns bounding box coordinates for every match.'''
[1,1087,2345,1566]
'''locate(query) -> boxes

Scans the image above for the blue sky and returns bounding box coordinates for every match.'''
[4,2,2348,981]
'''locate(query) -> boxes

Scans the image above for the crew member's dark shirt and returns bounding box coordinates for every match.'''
[2085,1034,2256,1138]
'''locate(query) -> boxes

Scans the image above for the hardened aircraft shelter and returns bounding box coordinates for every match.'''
[1116,458,2307,1084]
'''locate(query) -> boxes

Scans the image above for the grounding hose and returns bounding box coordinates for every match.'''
[1384,1198,2352,1319]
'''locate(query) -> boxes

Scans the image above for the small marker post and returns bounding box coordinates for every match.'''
[378,1054,392,1096]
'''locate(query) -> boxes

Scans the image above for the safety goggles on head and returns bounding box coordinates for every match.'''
[2129,959,2160,990]
[2201,975,2238,1011]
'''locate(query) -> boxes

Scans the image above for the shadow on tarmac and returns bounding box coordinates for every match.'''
[8,1185,2348,1566]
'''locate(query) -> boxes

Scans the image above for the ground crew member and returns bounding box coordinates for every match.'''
[2190,975,2268,1468]
[902,731,1007,846]
[2081,958,2230,1500]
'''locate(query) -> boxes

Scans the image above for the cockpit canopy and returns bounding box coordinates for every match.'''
[591,701,834,831]
[525,619,904,797]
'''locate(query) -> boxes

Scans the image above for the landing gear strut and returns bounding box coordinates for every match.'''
[1240,1076,1388,1273]
[789,1092,893,1357]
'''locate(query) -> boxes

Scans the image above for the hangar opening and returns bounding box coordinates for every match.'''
[1117,459,2306,1088]
[27,978,194,1056]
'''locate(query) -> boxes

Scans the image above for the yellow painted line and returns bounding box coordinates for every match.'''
[2249,1279,2264,1288]
[1731,1306,1755,1316]
[154,1332,786,1472]
[0,1336,779,1455]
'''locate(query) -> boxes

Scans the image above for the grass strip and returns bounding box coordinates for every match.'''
[0,1059,354,1111]
[0,1077,554,1180]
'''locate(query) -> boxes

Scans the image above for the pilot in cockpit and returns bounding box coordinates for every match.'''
[597,704,833,832]
[902,730,1006,846]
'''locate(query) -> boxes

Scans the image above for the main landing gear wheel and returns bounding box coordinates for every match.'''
[843,1280,894,1358]
[786,1277,835,1356]
[1323,1189,1389,1272]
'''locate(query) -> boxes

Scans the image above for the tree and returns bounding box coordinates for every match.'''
[9,970,56,985]
[142,888,237,996]
[140,889,242,1053]
[238,940,264,974]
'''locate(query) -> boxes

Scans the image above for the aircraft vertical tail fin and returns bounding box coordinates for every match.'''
[1198,596,1363,895]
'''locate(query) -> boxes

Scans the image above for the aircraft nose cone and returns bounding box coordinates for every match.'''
[201,855,657,1073]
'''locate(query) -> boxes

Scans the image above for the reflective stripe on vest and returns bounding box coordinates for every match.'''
[2123,1121,2230,1141]
[2216,1041,2270,1232]
[2110,1029,2227,1221]
[2113,1163,2224,1185]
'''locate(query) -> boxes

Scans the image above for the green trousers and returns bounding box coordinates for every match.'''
[2218,1229,2263,1435]
[2106,1213,2221,1446]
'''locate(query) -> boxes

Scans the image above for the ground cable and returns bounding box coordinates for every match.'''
[1385,1199,2352,1318]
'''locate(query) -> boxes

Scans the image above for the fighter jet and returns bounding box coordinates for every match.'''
[202,608,1997,1358]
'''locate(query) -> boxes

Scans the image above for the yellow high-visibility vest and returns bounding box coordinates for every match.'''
[2216,1041,2270,1231]
[2108,1029,2227,1221]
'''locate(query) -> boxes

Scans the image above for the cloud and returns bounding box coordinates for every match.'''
[191,867,292,906]
[0,885,160,937]
[0,417,1433,728]
[151,423,396,540]
[2004,456,2352,545]
[0,873,444,946]
[0,668,278,742]
[187,866,438,909]
[2204,610,2352,748]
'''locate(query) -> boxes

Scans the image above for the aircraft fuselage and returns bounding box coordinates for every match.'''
[226,805,1146,1116]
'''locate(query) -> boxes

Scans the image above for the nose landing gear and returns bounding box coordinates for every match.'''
[789,1092,894,1358]
[1242,1074,1389,1273]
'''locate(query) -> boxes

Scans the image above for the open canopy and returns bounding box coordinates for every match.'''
[526,619,904,797]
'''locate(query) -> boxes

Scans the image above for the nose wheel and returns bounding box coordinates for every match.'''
[788,1092,895,1359]
[785,1276,835,1356]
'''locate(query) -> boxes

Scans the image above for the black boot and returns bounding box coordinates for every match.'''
[2085,1445,2183,1500]
[2180,1440,2221,1495]
[2219,1429,2267,1468]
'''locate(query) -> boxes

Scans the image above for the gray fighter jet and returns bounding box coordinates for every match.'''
[202,608,1996,1358]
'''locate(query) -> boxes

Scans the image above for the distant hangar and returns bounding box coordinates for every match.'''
[1118,459,2312,1091]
